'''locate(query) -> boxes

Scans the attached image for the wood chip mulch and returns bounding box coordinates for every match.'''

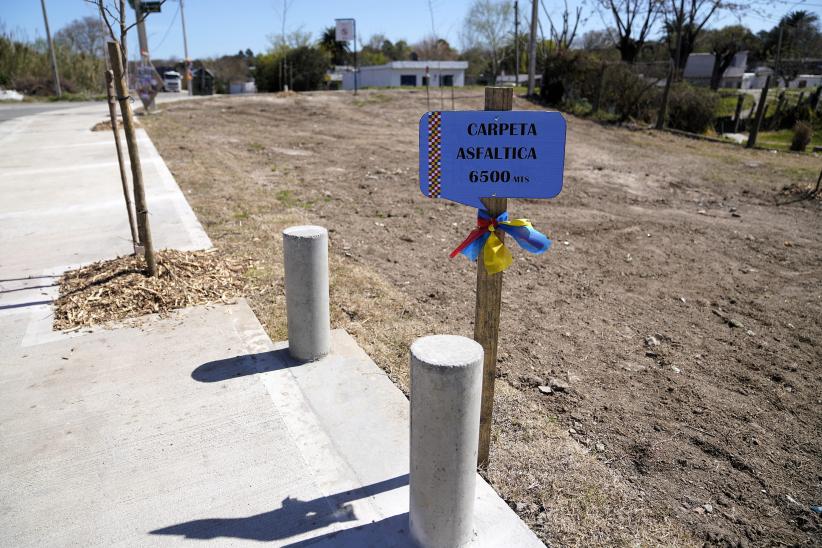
[53,249,250,330]
[90,118,138,132]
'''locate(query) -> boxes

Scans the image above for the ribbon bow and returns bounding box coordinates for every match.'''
[450,210,552,274]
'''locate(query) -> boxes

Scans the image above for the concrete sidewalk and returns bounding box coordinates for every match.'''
[0,102,544,547]
[1,302,543,547]
[0,101,210,347]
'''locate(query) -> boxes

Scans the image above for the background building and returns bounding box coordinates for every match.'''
[342,61,468,90]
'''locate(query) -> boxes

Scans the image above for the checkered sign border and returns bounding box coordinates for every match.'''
[427,111,442,198]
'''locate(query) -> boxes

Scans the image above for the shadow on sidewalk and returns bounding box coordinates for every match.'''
[149,475,409,543]
[282,513,412,547]
[191,347,303,382]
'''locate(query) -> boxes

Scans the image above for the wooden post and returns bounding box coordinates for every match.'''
[732,94,744,133]
[105,69,139,249]
[475,86,513,469]
[107,41,157,276]
[810,85,821,112]
[592,63,606,115]
[770,91,785,130]
[747,76,771,149]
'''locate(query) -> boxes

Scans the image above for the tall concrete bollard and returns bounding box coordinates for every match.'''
[283,225,331,361]
[409,335,483,548]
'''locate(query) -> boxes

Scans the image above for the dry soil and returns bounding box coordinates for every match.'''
[142,89,822,547]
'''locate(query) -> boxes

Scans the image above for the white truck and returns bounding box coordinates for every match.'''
[163,70,182,92]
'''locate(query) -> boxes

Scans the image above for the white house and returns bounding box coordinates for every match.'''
[789,74,822,89]
[495,72,541,86]
[342,60,468,90]
[683,51,748,88]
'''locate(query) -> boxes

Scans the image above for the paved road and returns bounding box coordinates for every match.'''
[0,100,100,123]
[0,92,196,123]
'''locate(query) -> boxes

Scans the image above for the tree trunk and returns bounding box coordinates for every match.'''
[709,55,723,90]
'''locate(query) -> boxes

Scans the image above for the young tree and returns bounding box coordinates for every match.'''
[87,0,164,75]
[542,0,585,52]
[596,0,662,62]
[414,36,460,61]
[462,0,514,80]
[54,16,108,58]
[662,0,727,73]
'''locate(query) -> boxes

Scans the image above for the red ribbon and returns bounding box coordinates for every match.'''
[449,216,496,258]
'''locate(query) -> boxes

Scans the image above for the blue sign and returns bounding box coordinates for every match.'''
[419,111,566,209]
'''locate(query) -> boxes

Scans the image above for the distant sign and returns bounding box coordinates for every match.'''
[135,65,159,110]
[140,1,162,13]
[335,19,354,42]
[419,111,566,209]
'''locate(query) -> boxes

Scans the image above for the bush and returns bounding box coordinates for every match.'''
[780,102,814,130]
[790,121,813,152]
[666,83,719,134]
[540,51,601,106]
[540,52,577,105]
[600,63,661,123]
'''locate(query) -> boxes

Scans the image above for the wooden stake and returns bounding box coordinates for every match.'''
[476,86,513,469]
[107,41,157,276]
[105,69,139,249]
[732,94,744,133]
[747,75,770,149]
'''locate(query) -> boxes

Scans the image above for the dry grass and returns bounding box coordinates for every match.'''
[488,384,697,547]
[54,249,248,330]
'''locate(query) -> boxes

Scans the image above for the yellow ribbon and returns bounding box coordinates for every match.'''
[482,219,533,275]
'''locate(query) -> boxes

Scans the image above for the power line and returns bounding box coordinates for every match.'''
[153,0,181,52]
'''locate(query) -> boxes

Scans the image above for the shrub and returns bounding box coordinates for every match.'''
[666,83,719,134]
[255,46,330,92]
[780,102,814,130]
[540,52,577,105]
[790,121,813,152]
[540,51,602,106]
[600,63,661,123]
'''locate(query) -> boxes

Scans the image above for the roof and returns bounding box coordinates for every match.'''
[683,52,748,80]
[359,60,468,71]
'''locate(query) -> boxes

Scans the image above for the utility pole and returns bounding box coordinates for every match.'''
[514,1,519,87]
[180,0,192,96]
[353,19,359,95]
[656,7,684,131]
[39,0,61,97]
[526,0,538,96]
[134,0,150,65]
[775,23,784,89]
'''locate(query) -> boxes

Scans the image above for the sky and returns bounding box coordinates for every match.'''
[2,0,821,62]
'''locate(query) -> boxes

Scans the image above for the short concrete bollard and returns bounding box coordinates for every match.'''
[409,335,484,548]
[283,225,331,361]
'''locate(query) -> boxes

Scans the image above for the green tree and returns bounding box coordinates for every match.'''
[761,11,822,86]
[382,39,412,61]
[698,25,756,90]
[319,26,349,65]
[255,46,330,92]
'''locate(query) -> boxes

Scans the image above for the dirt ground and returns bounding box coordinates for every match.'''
[142,89,822,547]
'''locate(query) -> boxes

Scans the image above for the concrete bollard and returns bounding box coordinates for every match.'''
[409,335,484,548]
[282,225,331,361]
